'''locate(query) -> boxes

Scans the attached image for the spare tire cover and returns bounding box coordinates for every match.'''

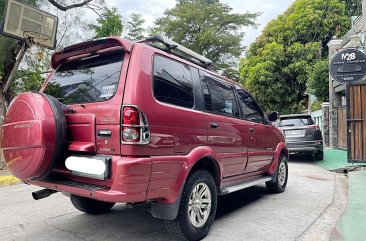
[1,92,66,180]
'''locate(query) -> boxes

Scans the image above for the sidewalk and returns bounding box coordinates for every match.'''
[312,149,366,241]
[313,149,365,171]
[337,170,366,241]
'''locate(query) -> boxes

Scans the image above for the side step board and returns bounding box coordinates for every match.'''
[219,177,273,195]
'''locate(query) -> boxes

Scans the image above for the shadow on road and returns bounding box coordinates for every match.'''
[288,153,315,163]
[30,186,270,241]
[216,186,268,219]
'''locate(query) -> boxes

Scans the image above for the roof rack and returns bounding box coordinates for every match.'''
[137,34,213,69]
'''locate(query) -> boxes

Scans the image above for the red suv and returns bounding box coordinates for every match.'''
[1,35,288,241]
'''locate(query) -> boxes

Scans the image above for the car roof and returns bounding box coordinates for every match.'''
[279,114,312,119]
[135,42,244,89]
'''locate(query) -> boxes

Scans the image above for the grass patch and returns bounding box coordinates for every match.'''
[0,175,21,186]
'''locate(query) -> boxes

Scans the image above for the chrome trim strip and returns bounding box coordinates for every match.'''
[220,177,273,195]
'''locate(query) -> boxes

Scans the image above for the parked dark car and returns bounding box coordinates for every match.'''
[1,35,288,241]
[277,114,323,160]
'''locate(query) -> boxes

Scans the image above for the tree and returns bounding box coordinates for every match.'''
[0,0,107,168]
[47,0,105,12]
[0,0,39,121]
[0,0,106,111]
[307,59,329,102]
[88,7,123,38]
[126,13,145,41]
[240,0,351,114]
[154,0,259,80]
[345,0,362,16]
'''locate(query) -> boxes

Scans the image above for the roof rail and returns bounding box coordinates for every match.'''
[137,34,213,69]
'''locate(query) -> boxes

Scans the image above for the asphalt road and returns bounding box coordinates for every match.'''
[0,160,345,241]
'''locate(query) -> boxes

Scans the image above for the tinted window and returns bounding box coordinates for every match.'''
[44,52,123,104]
[237,90,264,123]
[153,56,194,108]
[278,117,314,127]
[205,75,239,118]
[201,78,212,111]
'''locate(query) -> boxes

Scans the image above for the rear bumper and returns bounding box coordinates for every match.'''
[26,156,153,203]
[286,141,323,153]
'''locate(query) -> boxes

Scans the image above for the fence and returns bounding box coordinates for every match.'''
[311,109,323,130]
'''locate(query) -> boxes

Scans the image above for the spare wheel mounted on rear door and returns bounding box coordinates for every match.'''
[1,92,67,180]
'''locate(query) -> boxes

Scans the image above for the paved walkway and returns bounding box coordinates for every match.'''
[311,149,366,241]
[313,149,365,171]
[0,162,345,241]
[337,170,366,241]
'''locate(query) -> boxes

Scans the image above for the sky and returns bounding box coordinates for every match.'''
[106,0,295,47]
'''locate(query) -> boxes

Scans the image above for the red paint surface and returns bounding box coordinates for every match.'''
[1,37,288,205]
[1,93,57,179]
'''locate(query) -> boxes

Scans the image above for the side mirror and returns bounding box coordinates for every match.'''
[268,111,279,122]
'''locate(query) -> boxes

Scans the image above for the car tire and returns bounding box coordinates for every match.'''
[266,155,288,193]
[70,195,115,215]
[165,170,217,241]
[315,150,324,161]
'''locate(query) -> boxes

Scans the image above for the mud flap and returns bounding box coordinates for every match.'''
[267,166,278,184]
[150,186,183,220]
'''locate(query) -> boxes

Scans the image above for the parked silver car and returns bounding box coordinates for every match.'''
[277,114,323,160]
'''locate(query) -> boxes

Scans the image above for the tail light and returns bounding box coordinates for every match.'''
[306,125,320,130]
[122,105,150,144]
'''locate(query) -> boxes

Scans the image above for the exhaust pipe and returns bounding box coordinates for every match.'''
[32,189,58,200]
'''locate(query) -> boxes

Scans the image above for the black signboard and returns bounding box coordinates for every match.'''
[330,49,366,83]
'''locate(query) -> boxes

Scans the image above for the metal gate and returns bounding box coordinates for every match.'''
[347,83,366,163]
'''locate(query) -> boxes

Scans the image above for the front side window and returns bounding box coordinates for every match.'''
[204,75,239,118]
[153,56,194,108]
[44,51,123,104]
[237,90,264,123]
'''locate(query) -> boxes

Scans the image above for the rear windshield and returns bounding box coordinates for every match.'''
[278,117,314,127]
[43,51,123,104]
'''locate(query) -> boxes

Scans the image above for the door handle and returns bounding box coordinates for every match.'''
[347,119,364,122]
[210,122,219,128]
[97,130,112,138]
[249,128,255,133]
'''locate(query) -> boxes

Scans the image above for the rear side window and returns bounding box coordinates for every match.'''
[44,51,123,104]
[201,78,212,111]
[237,90,264,123]
[153,56,194,108]
[204,75,239,118]
[278,117,314,127]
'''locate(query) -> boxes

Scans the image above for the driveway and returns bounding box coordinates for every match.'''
[0,160,346,241]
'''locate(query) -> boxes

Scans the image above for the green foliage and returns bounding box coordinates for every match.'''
[13,62,45,95]
[0,0,38,86]
[126,13,145,41]
[345,0,362,16]
[240,0,351,114]
[89,7,123,38]
[307,59,329,102]
[311,100,322,111]
[154,0,259,80]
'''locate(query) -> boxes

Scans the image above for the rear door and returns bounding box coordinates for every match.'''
[201,73,249,178]
[236,90,275,173]
[43,48,127,156]
[279,116,320,143]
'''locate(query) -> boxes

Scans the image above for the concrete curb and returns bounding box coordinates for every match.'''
[296,174,349,241]
[0,175,21,186]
